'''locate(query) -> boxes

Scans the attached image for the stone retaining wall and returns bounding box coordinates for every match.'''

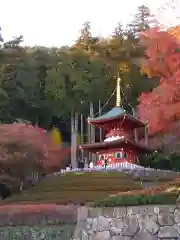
[0,205,77,239]
[1,205,180,239]
[75,205,180,239]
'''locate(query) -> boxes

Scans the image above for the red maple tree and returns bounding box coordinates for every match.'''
[138,27,180,136]
[0,123,68,180]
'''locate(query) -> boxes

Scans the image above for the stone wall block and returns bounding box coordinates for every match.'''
[112,236,131,240]
[113,207,127,218]
[137,213,159,235]
[93,231,111,240]
[174,222,180,234]
[77,207,88,222]
[112,216,128,230]
[154,205,175,214]
[127,206,154,215]
[158,212,174,226]
[88,208,102,218]
[86,218,93,230]
[174,209,180,223]
[81,230,89,240]
[121,215,139,236]
[110,226,123,236]
[92,216,111,232]
[133,229,158,240]
[102,208,114,218]
[73,222,86,239]
[158,226,179,239]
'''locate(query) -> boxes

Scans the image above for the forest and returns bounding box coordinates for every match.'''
[0,5,159,141]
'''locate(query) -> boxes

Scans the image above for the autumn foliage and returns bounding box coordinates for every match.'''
[0,123,65,181]
[138,26,180,136]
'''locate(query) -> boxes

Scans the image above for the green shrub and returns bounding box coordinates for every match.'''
[92,192,178,207]
[139,151,180,171]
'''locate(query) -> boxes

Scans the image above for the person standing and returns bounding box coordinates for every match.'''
[104,158,108,169]
[89,161,94,168]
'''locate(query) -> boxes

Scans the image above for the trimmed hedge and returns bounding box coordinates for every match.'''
[92,192,178,207]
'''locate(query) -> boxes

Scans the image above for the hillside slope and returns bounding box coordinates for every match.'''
[2,172,142,204]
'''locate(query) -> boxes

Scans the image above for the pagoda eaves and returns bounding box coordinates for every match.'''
[81,138,152,153]
[88,106,145,128]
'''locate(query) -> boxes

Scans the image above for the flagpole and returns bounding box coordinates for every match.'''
[80,113,84,163]
[99,100,102,142]
[74,112,78,168]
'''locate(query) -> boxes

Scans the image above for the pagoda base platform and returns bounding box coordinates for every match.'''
[94,161,143,170]
[60,161,144,175]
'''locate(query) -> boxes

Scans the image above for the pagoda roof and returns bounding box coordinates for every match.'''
[81,138,152,153]
[88,106,145,127]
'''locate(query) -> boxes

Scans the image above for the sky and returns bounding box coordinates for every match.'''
[0,0,179,47]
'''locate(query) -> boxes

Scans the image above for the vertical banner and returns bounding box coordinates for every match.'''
[51,127,62,146]
[71,111,75,169]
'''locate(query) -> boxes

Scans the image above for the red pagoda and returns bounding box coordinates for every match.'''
[80,77,152,166]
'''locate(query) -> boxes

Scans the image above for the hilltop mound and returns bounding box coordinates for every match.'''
[2,172,142,205]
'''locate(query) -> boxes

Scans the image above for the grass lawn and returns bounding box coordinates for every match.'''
[2,172,142,204]
[1,171,178,206]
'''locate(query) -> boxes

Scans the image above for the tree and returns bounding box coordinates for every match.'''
[75,21,99,54]
[138,27,180,137]
[45,47,110,119]
[77,21,91,46]
[0,123,64,190]
[0,41,57,127]
[0,36,30,123]
[126,5,158,38]
[29,47,57,127]
[139,151,171,170]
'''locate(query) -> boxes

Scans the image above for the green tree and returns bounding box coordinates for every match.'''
[127,5,158,38]
[75,21,100,54]
[45,47,110,120]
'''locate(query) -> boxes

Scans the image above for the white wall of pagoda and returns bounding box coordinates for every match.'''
[104,123,134,142]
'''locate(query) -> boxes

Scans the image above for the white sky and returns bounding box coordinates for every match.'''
[0,0,179,47]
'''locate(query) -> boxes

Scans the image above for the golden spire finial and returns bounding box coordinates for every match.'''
[116,74,121,107]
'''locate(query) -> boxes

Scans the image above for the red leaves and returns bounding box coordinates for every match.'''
[0,204,58,213]
[0,123,65,176]
[0,204,75,213]
[140,27,179,79]
[0,204,77,225]
[138,27,180,136]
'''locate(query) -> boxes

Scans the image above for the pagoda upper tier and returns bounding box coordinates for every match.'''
[88,77,146,130]
[88,106,145,129]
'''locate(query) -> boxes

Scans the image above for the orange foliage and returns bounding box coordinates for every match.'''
[168,25,180,40]
[138,27,180,136]
[116,176,180,197]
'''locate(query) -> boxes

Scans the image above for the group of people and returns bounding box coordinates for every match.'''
[65,157,108,171]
